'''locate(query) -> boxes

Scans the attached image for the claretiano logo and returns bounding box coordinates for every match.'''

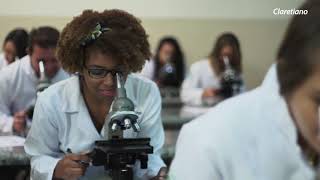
[273,8,308,15]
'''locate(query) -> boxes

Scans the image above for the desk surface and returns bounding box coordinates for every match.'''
[161,107,194,129]
[0,107,205,166]
[161,105,212,129]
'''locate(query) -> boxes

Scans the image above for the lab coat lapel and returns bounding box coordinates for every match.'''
[260,64,297,145]
[77,95,104,141]
[64,75,138,143]
[61,76,103,153]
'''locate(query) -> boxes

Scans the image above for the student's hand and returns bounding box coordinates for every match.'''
[202,88,218,98]
[13,111,27,134]
[150,167,168,180]
[53,154,90,180]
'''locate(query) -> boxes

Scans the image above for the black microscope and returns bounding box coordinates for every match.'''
[219,56,243,98]
[158,55,178,87]
[90,73,153,180]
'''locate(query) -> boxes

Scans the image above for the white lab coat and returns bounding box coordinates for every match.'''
[180,58,245,106]
[0,53,9,70]
[24,74,166,180]
[140,59,155,80]
[0,53,19,70]
[169,64,315,180]
[0,55,69,133]
[180,59,221,106]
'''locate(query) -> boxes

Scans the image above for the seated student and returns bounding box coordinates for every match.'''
[24,9,167,180]
[141,36,185,88]
[181,32,245,106]
[0,26,69,136]
[0,28,29,69]
[170,1,320,180]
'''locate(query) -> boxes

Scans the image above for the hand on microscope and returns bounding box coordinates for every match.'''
[13,110,27,135]
[150,167,168,180]
[53,150,91,180]
[202,88,220,98]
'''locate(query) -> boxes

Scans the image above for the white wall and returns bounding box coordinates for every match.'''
[1,0,304,19]
[0,0,307,88]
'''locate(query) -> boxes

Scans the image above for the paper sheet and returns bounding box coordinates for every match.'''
[0,136,25,147]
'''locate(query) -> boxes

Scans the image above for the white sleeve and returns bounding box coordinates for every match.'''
[134,82,166,180]
[139,60,155,80]
[180,64,204,106]
[169,124,222,180]
[0,69,14,132]
[24,95,61,180]
[239,74,246,93]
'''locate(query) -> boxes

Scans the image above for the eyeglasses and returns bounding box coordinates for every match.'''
[86,67,127,79]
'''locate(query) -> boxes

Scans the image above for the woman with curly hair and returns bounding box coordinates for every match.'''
[25,9,167,180]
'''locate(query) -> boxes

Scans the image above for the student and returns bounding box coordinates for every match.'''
[180,32,244,106]
[0,28,28,69]
[0,26,69,136]
[24,9,167,180]
[170,1,320,180]
[141,36,185,88]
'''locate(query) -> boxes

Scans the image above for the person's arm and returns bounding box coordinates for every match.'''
[181,63,223,106]
[239,74,246,93]
[134,82,166,179]
[25,94,90,180]
[181,63,221,106]
[0,68,29,135]
[169,124,222,180]
[24,95,62,180]
[180,64,204,106]
[0,69,15,132]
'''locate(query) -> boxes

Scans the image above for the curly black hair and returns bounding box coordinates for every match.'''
[57,9,151,73]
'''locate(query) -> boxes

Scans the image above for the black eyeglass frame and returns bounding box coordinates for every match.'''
[85,66,128,79]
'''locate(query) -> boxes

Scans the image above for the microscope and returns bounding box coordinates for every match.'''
[36,60,51,94]
[219,56,243,98]
[90,73,153,180]
[26,60,51,119]
[158,55,178,87]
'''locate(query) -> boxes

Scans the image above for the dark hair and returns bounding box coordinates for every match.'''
[277,0,320,96]
[28,26,60,54]
[57,9,151,73]
[3,28,29,58]
[209,32,242,74]
[153,36,185,87]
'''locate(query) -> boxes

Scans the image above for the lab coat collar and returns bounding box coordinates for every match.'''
[59,74,138,138]
[261,63,298,145]
[61,76,82,113]
[60,74,140,116]
[0,53,8,67]
[60,75,104,138]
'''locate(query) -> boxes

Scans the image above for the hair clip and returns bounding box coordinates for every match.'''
[80,22,111,47]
